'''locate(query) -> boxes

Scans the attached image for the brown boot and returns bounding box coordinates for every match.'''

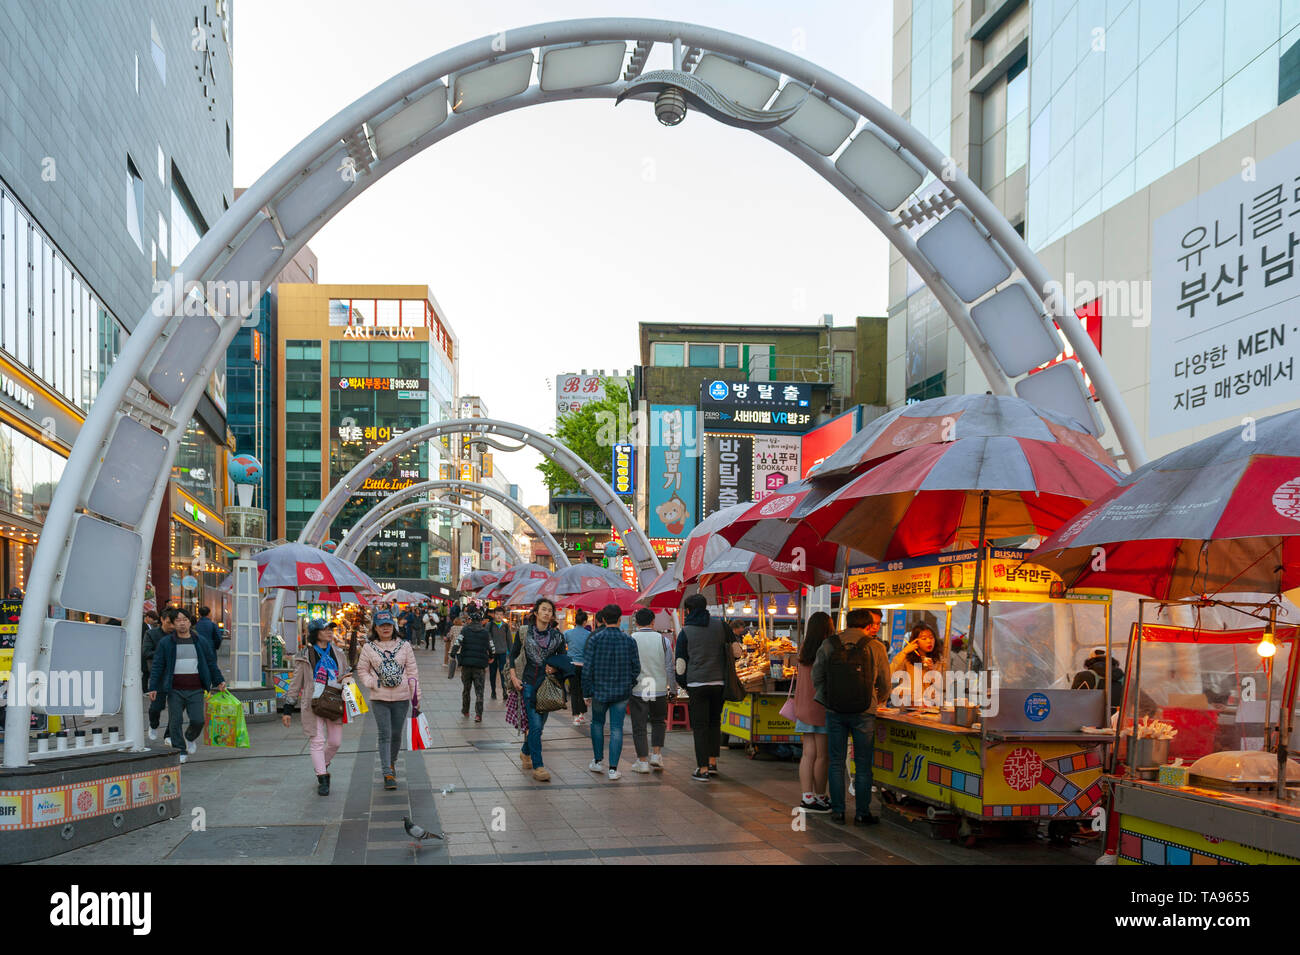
[521,753,533,771]
[532,767,551,782]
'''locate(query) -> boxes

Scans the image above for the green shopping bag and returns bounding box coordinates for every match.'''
[204,690,251,748]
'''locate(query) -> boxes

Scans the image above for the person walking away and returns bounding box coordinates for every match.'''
[280,618,353,795]
[627,607,676,773]
[355,610,419,790]
[564,611,592,725]
[674,593,741,781]
[507,598,570,782]
[793,611,834,813]
[814,607,889,824]
[195,605,222,652]
[445,614,465,665]
[148,608,225,763]
[453,606,495,721]
[487,606,512,700]
[141,610,169,740]
[582,605,640,781]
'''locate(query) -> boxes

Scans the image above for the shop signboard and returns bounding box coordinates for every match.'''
[701,433,753,519]
[621,555,637,589]
[1150,136,1300,437]
[648,538,684,558]
[555,374,606,417]
[438,556,451,578]
[333,377,427,391]
[482,535,492,563]
[611,443,634,495]
[647,405,699,539]
[751,433,801,503]
[700,380,814,433]
[846,548,1109,603]
[873,720,984,815]
[800,407,861,478]
[459,555,473,577]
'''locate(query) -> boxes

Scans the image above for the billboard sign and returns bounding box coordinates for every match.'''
[700,380,814,433]
[556,374,606,417]
[701,433,754,519]
[647,405,699,538]
[612,443,635,495]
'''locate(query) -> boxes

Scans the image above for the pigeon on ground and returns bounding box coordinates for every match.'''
[403,815,443,846]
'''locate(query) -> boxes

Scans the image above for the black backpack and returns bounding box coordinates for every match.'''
[824,634,874,714]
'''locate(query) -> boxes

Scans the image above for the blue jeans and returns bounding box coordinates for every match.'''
[590,698,629,769]
[520,683,550,769]
[488,652,510,695]
[826,711,875,816]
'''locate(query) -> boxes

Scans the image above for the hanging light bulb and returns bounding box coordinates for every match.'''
[1258,631,1277,658]
[742,599,753,614]
[726,602,735,614]
[768,596,778,615]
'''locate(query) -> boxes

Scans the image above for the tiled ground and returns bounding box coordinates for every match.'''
[40,642,1101,865]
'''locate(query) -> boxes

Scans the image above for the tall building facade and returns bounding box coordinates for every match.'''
[0,0,234,605]
[275,284,458,581]
[891,0,1300,463]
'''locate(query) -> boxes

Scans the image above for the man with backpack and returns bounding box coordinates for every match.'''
[813,607,889,824]
[452,605,495,722]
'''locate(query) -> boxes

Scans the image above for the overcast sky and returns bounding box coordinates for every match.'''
[233,0,894,508]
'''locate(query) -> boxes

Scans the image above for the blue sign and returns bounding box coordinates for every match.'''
[708,380,730,400]
[889,611,908,658]
[647,405,698,539]
[611,443,635,495]
[181,575,198,591]
[1024,692,1051,722]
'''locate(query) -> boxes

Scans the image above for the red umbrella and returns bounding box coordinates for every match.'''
[505,578,549,608]
[460,570,500,593]
[538,563,626,600]
[562,586,643,614]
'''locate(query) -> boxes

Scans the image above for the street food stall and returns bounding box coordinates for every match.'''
[844,547,1113,843]
[1108,600,1300,864]
[720,625,800,754]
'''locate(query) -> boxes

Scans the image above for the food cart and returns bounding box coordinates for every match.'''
[843,547,1113,843]
[1108,601,1300,864]
[720,629,800,755]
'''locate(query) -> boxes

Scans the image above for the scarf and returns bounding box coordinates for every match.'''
[313,643,339,684]
[524,624,556,668]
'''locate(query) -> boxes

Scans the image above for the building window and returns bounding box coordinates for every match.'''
[150,19,166,84]
[328,299,350,326]
[1282,38,1300,105]
[170,165,206,266]
[134,53,139,94]
[723,344,740,368]
[688,343,720,367]
[1005,57,1028,179]
[651,342,684,366]
[157,145,165,183]
[126,157,144,251]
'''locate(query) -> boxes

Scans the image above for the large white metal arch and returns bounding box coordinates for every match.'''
[340,500,523,567]
[343,479,571,572]
[5,17,1148,766]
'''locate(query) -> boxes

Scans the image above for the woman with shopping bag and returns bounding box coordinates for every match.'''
[280,617,354,796]
[506,597,572,783]
[355,610,419,790]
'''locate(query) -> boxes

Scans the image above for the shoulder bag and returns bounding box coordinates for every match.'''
[720,621,745,703]
[308,648,346,721]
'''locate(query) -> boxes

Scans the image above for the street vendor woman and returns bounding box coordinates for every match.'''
[891,622,942,675]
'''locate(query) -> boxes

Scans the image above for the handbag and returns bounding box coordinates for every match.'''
[534,673,567,713]
[309,647,345,721]
[447,654,458,680]
[404,680,433,750]
[720,622,745,703]
[779,672,798,723]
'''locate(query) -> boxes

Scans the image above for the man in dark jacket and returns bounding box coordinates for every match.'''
[1071,648,1126,712]
[582,605,640,781]
[148,607,225,762]
[453,606,495,721]
[195,605,222,652]
[487,606,512,700]
[674,594,741,781]
[142,610,173,741]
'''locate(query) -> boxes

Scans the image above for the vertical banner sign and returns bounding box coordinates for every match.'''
[612,443,635,495]
[459,555,473,577]
[647,405,698,539]
[621,555,638,589]
[752,434,801,502]
[1150,138,1300,437]
[481,535,493,564]
[438,556,451,579]
[702,433,753,519]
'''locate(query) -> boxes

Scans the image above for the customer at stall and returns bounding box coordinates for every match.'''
[507,598,571,782]
[813,607,889,824]
[793,611,834,814]
[675,593,742,782]
[891,622,942,675]
[1071,647,1126,712]
[627,607,676,773]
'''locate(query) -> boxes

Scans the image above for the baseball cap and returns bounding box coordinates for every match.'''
[306,617,335,635]
[373,610,395,627]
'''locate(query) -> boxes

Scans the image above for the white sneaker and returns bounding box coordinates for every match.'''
[573,715,587,726]
[649,754,664,771]
[147,728,157,741]
[186,739,198,755]
[178,753,188,764]
[608,769,621,781]
[588,759,604,774]
[630,760,651,774]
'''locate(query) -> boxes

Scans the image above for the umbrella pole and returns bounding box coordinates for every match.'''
[1272,602,1294,800]
[966,490,990,672]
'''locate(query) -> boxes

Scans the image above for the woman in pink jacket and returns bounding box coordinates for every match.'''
[355,610,419,790]
[794,612,833,814]
[280,617,354,795]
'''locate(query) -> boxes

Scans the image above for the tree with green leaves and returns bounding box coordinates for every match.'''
[538,381,631,494]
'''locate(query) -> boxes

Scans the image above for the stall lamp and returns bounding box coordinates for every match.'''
[742,600,753,614]
[726,602,735,614]
[767,598,777,615]
[1258,632,1277,658]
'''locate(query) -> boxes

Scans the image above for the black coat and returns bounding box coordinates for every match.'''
[456,623,495,669]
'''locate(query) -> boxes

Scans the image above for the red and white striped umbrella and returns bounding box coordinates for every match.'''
[255,542,377,592]
[561,585,644,614]
[505,578,550,608]
[460,570,500,593]
[538,563,627,600]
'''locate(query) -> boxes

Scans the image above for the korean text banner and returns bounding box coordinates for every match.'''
[699,380,815,433]
[1150,136,1300,437]
[701,433,754,520]
[647,405,699,539]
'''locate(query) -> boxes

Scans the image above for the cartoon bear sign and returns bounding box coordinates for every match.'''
[656,494,689,536]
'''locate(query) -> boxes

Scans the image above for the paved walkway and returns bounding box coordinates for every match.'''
[40,644,1101,865]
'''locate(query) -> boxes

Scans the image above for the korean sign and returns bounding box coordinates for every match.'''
[647,405,699,539]
[845,548,1109,603]
[700,380,814,433]
[555,374,606,418]
[701,433,754,519]
[333,377,427,392]
[751,434,801,503]
[1151,138,1300,436]
[612,443,634,495]
[481,535,493,564]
